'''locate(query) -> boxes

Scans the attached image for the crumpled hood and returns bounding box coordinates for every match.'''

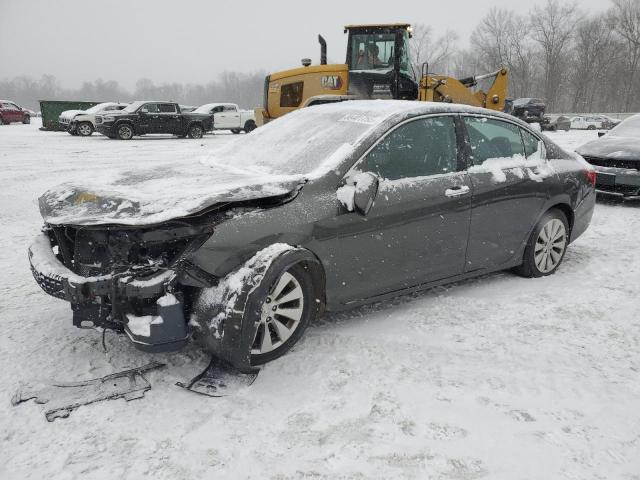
[39,162,305,226]
[577,136,640,162]
[59,109,86,120]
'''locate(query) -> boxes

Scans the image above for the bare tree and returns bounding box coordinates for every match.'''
[610,0,640,110]
[530,0,582,110]
[471,8,537,98]
[409,24,458,80]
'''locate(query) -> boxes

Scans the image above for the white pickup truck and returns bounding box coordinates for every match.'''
[192,103,257,133]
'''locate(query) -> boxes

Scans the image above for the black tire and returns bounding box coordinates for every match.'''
[514,208,569,278]
[587,125,596,130]
[249,263,315,365]
[231,128,241,134]
[243,120,257,133]
[188,123,204,139]
[116,123,134,140]
[76,121,93,136]
[0,116,6,125]
[23,115,30,125]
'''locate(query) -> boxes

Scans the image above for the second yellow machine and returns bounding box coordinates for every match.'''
[256,24,508,125]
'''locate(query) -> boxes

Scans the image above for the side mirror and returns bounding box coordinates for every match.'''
[598,131,606,138]
[338,172,379,215]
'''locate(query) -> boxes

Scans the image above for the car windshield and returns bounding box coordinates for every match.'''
[609,115,640,137]
[202,103,403,177]
[85,103,111,114]
[123,101,147,113]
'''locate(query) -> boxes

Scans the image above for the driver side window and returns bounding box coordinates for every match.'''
[142,103,159,113]
[363,116,459,180]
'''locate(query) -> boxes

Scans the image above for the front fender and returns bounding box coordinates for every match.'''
[191,245,322,371]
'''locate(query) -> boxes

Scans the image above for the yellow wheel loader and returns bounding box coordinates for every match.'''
[255,24,508,125]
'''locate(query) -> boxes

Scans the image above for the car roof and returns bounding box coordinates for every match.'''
[309,99,530,127]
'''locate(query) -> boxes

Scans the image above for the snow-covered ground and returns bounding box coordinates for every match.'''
[1,121,639,479]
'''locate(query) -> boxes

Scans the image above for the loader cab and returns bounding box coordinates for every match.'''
[345,24,418,100]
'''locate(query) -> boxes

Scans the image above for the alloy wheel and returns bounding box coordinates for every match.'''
[118,125,133,140]
[251,271,304,355]
[534,218,567,274]
[78,123,92,136]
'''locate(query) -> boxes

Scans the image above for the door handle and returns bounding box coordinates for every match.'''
[445,185,470,197]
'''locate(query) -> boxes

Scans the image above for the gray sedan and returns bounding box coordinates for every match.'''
[29,101,596,370]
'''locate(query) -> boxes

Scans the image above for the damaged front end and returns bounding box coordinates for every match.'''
[28,218,217,353]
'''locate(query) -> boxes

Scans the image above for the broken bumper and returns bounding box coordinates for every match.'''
[28,233,188,352]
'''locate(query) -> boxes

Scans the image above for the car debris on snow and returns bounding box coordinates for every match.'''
[11,362,165,421]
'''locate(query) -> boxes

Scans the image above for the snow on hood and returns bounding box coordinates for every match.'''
[59,109,86,120]
[576,136,640,161]
[39,162,305,226]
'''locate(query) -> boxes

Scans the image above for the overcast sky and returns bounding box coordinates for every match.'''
[1,0,608,89]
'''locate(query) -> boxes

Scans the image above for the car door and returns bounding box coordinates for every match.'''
[137,103,160,134]
[7,102,21,122]
[210,106,225,128]
[158,103,182,133]
[321,115,473,304]
[462,115,549,272]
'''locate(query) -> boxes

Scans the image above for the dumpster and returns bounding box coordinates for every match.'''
[39,100,101,131]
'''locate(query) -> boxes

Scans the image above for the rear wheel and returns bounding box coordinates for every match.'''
[587,125,596,130]
[22,115,30,125]
[0,116,6,125]
[116,123,134,140]
[77,121,93,136]
[515,209,569,278]
[231,128,241,134]
[243,120,256,133]
[188,123,204,139]
[250,264,314,365]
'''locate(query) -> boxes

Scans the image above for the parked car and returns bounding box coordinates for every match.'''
[59,102,128,136]
[94,101,214,139]
[192,103,257,133]
[571,115,613,130]
[576,114,640,198]
[542,115,571,132]
[511,98,546,123]
[0,100,31,124]
[28,101,595,369]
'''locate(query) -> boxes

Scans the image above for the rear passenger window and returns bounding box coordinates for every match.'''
[364,116,458,180]
[463,117,525,164]
[521,129,542,158]
[158,104,177,113]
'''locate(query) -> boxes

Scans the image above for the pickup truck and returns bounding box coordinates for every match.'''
[95,101,214,140]
[59,102,128,136]
[192,103,257,133]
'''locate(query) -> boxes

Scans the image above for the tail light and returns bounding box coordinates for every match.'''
[585,168,597,187]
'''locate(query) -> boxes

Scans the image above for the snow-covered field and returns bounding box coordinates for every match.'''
[1,121,639,479]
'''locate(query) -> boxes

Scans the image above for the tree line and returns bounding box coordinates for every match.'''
[0,71,266,112]
[411,0,640,113]
[2,0,639,114]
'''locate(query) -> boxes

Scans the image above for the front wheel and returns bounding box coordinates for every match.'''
[188,123,204,139]
[23,115,30,124]
[250,264,315,365]
[231,128,241,134]
[587,125,596,130]
[76,121,93,136]
[515,209,569,278]
[116,123,134,140]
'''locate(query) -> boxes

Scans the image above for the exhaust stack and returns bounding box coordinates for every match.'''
[318,35,327,65]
